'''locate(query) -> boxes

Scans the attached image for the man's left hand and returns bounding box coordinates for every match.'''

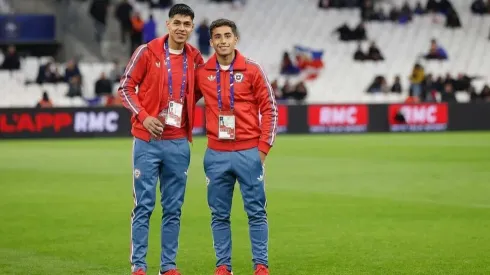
[259,151,266,164]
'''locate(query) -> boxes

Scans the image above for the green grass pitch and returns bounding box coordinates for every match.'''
[1,133,490,275]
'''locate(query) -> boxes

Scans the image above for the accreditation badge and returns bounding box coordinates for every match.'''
[165,100,183,128]
[218,112,235,140]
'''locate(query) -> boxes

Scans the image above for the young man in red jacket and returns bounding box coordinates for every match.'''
[195,19,278,275]
[118,4,204,275]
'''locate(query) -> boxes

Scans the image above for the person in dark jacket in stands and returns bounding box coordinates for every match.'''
[353,43,366,61]
[391,75,402,93]
[0,45,20,70]
[196,19,211,56]
[89,0,110,43]
[441,83,457,102]
[367,41,384,61]
[481,85,490,101]
[64,59,81,83]
[414,1,426,15]
[130,12,144,54]
[95,72,113,96]
[445,7,461,28]
[353,22,367,40]
[471,0,487,14]
[115,0,133,44]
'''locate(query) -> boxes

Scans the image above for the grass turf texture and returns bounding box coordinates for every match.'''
[1,133,490,275]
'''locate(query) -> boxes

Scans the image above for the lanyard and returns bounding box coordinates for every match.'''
[216,58,235,111]
[164,39,187,101]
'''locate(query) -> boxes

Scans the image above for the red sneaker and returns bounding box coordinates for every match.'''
[132,268,146,275]
[215,265,233,275]
[254,264,269,275]
[160,269,181,275]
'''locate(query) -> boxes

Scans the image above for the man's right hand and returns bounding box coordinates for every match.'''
[143,117,164,138]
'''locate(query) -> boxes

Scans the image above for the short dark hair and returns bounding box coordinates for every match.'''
[168,4,194,20]
[209,19,238,37]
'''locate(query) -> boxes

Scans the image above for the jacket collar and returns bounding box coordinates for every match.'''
[147,34,195,61]
[204,50,246,71]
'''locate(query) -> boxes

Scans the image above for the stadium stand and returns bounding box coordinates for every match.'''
[1,0,490,108]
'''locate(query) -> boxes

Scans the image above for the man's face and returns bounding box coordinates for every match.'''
[166,14,194,44]
[210,26,238,56]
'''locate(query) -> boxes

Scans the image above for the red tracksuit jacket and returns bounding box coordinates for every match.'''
[196,50,278,154]
[118,35,204,142]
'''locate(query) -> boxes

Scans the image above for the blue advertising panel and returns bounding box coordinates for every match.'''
[0,15,56,43]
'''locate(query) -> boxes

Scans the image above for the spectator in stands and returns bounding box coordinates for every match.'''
[422,73,438,101]
[361,0,375,21]
[414,1,426,15]
[271,79,282,100]
[280,52,300,75]
[95,72,113,96]
[334,21,366,41]
[424,39,448,60]
[444,73,454,87]
[426,0,440,13]
[409,63,425,97]
[366,75,388,93]
[441,82,457,102]
[389,6,400,22]
[434,75,445,92]
[481,85,490,101]
[372,7,387,21]
[115,0,133,44]
[130,12,144,54]
[399,1,413,23]
[196,19,211,56]
[292,81,308,103]
[445,7,461,28]
[353,22,367,40]
[353,43,366,61]
[36,61,63,84]
[391,75,402,93]
[36,91,53,108]
[439,0,455,15]
[0,45,20,71]
[89,0,109,44]
[109,59,124,83]
[64,59,81,83]
[334,22,366,41]
[453,73,478,92]
[281,80,295,99]
[366,41,384,61]
[333,22,353,41]
[143,14,157,43]
[67,75,82,98]
[471,0,487,15]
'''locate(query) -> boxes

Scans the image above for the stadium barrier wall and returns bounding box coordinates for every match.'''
[1,103,490,139]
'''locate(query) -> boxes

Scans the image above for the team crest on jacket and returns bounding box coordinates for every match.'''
[234,72,244,82]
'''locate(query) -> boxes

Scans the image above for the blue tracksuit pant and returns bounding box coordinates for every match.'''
[204,147,269,271]
[130,137,190,273]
